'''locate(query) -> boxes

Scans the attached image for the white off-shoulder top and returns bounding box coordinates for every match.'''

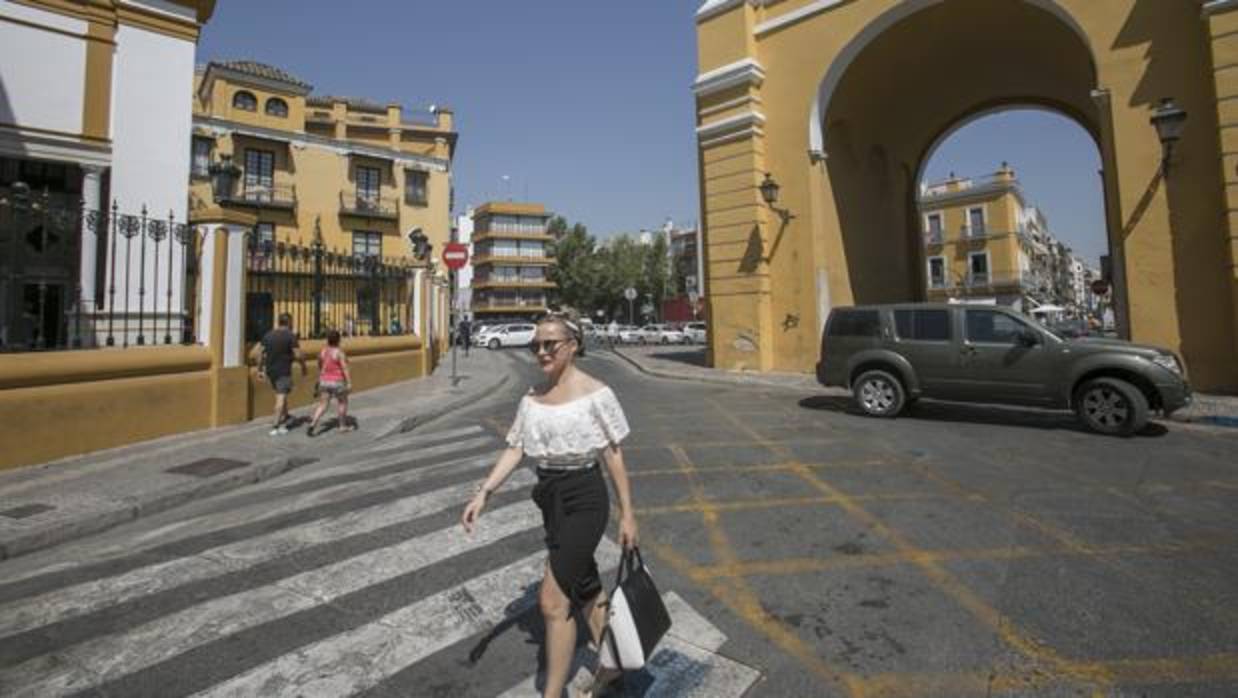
[505,386,631,469]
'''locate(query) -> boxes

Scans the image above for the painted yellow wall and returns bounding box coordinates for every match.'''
[696,0,1238,391]
[0,347,213,470]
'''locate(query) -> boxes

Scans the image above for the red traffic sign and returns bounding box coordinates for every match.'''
[442,242,469,270]
[1090,279,1110,296]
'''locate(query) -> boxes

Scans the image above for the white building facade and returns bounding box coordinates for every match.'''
[0,0,214,349]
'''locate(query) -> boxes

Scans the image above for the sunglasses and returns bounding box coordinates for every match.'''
[529,338,570,355]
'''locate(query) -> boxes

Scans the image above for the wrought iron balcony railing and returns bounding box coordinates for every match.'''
[339,189,399,220]
[219,184,297,210]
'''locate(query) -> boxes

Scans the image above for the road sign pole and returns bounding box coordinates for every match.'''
[450,269,457,386]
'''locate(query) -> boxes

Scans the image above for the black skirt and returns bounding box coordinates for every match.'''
[531,464,610,615]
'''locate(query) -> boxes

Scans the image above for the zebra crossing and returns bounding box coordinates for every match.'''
[0,422,761,697]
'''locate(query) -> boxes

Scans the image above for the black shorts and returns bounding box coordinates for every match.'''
[531,465,609,614]
[270,375,293,395]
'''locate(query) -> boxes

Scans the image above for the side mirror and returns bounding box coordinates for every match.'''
[1017,330,1040,347]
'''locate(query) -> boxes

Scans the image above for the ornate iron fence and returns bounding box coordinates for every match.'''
[0,183,199,352]
[244,231,416,343]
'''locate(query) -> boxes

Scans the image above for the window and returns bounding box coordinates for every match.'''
[969,252,989,285]
[352,231,382,258]
[265,98,289,118]
[925,213,943,242]
[966,309,1028,344]
[244,149,275,201]
[405,169,428,206]
[232,90,257,111]
[191,137,212,177]
[827,309,881,337]
[356,165,381,204]
[250,222,275,269]
[894,309,951,341]
[967,206,986,236]
[927,256,946,288]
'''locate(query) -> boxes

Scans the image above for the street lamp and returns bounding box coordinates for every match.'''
[407,227,431,261]
[1150,97,1187,177]
[759,172,780,207]
[208,154,240,203]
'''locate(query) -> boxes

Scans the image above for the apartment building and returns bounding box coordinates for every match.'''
[469,201,555,320]
[189,60,456,263]
[920,164,1076,313]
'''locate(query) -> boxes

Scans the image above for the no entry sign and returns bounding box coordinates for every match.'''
[442,242,469,270]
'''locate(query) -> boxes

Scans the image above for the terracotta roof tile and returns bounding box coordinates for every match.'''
[212,60,312,90]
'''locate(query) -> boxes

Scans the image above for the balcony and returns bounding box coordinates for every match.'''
[218,183,297,211]
[471,277,556,290]
[339,189,399,221]
[472,253,554,266]
[924,230,944,245]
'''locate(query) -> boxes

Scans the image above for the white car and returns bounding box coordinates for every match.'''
[637,324,686,344]
[616,325,643,344]
[683,322,707,344]
[477,323,537,349]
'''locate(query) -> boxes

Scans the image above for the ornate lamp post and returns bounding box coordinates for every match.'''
[208,154,241,203]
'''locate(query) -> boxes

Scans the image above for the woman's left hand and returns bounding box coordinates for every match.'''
[619,513,639,550]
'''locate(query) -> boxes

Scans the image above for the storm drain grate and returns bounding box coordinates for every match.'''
[166,458,251,478]
[0,503,56,520]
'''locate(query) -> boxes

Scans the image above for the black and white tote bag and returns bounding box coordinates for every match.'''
[599,547,672,671]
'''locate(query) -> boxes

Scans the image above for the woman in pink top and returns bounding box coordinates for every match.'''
[308,330,352,437]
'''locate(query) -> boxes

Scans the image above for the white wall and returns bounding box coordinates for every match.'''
[105,22,196,317]
[454,213,475,303]
[0,1,87,135]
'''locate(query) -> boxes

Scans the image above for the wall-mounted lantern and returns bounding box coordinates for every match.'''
[407,226,431,261]
[1149,97,1187,177]
[208,154,240,203]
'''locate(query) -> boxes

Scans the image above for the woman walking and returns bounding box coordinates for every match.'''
[461,311,637,698]
[307,330,352,437]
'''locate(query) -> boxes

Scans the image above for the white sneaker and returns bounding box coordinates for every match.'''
[269,426,289,436]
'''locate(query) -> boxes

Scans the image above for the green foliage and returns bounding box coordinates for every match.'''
[546,224,677,324]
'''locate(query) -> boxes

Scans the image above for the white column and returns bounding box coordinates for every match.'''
[79,165,105,308]
[196,222,248,367]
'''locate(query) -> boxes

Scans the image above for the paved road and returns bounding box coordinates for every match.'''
[1,347,1235,697]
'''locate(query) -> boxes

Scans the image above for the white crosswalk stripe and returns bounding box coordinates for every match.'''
[0,470,535,640]
[0,422,757,698]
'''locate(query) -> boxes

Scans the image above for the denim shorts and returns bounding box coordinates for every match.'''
[319,380,348,397]
[270,375,293,395]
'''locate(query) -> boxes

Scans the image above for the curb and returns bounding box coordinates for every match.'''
[0,369,512,561]
[608,347,821,392]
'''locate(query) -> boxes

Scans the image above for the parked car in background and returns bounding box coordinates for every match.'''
[637,324,687,344]
[616,325,643,344]
[476,323,537,349]
[683,322,707,344]
[816,303,1191,436]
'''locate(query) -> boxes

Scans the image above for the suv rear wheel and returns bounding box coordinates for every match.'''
[852,370,905,418]
[1074,377,1148,436]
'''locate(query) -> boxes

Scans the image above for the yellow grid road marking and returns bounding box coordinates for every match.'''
[707,397,1115,694]
[660,443,864,696]
[694,537,1233,579]
[636,490,945,516]
[628,458,890,477]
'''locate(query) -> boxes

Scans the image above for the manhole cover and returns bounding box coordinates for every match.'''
[166,458,250,478]
[0,503,56,520]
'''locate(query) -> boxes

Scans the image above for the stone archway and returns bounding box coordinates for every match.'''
[694,0,1238,391]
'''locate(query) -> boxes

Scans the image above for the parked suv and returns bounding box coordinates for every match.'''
[816,303,1191,436]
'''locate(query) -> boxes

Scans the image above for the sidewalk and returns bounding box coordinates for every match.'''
[610,344,1238,426]
[0,349,515,560]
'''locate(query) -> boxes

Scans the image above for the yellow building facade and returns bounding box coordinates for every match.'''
[695,0,1238,392]
[469,201,556,319]
[189,60,456,266]
[920,165,1050,309]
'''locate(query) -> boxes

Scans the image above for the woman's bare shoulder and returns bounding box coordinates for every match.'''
[573,371,608,395]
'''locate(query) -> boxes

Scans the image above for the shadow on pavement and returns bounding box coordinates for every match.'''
[642,348,707,367]
[797,394,1169,437]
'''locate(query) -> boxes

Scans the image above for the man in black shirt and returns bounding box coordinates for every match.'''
[457,318,472,357]
[258,313,306,435]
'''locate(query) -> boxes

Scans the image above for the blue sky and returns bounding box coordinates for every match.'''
[197,2,1105,263]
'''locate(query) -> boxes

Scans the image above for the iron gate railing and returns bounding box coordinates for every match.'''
[245,231,416,342]
[0,183,199,352]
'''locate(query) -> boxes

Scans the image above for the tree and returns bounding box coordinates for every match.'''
[547,218,602,312]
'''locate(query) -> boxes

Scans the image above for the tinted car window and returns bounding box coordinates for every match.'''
[828,310,881,337]
[894,309,950,341]
[965,310,1025,344]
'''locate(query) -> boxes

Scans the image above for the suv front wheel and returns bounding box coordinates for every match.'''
[1074,377,1148,436]
[853,370,906,418]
